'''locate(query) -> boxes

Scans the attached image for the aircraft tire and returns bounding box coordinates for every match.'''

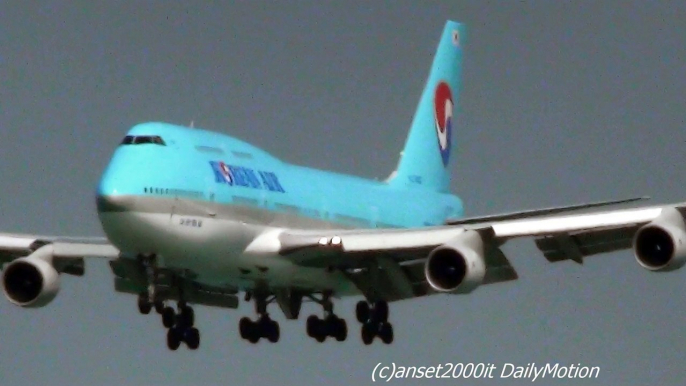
[355,301,370,323]
[306,315,319,338]
[162,307,176,328]
[361,322,375,345]
[184,327,200,350]
[246,319,260,344]
[379,322,394,344]
[266,319,280,343]
[178,306,194,328]
[239,317,251,340]
[154,301,165,314]
[333,317,348,342]
[372,300,389,323]
[167,327,181,350]
[137,294,152,315]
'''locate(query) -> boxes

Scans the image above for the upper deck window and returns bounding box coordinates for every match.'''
[232,151,253,159]
[195,145,224,154]
[120,135,166,146]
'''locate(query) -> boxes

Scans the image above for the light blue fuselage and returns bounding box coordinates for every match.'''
[98,122,463,229]
[95,122,463,291]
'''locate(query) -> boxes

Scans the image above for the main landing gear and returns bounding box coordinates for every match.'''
[136,255,200,351]
[164,303,200,351]
[138,294,200,351]
[239,292,280,343]
[305,292,348,343]
[356,300,394,345]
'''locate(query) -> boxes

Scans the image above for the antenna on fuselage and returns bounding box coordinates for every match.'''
[189,120,195,128]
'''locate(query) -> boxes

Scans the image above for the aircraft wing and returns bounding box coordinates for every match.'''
[0,233,119,276]
[277,202,686,302]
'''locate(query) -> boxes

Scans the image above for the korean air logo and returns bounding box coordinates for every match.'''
[434,81,453,166]
[218,161,234,185]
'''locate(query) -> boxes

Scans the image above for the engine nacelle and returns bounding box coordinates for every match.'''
[425,230,486,293]
[2,255,60,307]
[633,207,686,272]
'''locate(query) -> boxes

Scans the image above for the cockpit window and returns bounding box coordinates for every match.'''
[120,135,166,146]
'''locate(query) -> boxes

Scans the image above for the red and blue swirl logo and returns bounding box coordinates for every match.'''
[218,161,234,185]
[434,81,453,166]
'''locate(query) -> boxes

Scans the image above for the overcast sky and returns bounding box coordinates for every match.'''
[1,1,685,385]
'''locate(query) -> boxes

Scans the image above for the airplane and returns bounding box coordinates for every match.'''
[1,20,683,351]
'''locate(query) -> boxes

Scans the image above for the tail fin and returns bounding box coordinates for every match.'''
[388,21,465,192]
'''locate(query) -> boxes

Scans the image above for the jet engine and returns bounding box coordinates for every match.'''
[633,207,686,272]
[424,230,486,293]
[2,255,60,307]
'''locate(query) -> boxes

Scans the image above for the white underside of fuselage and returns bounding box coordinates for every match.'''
[99,211,358,296]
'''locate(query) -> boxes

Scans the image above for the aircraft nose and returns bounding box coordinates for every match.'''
[95,194,131,213]
[96,173,134,213]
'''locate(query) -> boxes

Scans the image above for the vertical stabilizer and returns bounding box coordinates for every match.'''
[388,21,465,192]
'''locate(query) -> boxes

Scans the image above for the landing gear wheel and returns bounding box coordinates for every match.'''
[240,318,259,344]
[166,327,181,350]
[307,315,326,342]
[333,317,348,342]
[239,317,251,340]
[178,306,195,328]
[306,315,318,338]
[356,301,370,323]
[361,322,375,345]
[265,319,280,343]
[137,294,152,315]
[162,307,176,328]
[154,301,165,314]
[247,325,259,344]
[184,327,200,350]
[379,322,394,344]
[372,300,389,322]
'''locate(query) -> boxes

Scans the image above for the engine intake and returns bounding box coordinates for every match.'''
[425,230,486,293]
[633,207,686,272]
[2,256,60,307]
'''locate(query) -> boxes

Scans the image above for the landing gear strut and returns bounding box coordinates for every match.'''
[305,291,348,343]
[356,300,393,345]
[239,292,280,343]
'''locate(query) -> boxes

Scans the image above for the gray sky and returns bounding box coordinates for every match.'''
[1,1,685,385]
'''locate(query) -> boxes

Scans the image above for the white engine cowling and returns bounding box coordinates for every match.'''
[2,256,60,307]
[633,207,686,271]
[425,230,486,293]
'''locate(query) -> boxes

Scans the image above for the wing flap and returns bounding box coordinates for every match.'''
[280,227,466,255]
[535,225,639,263]
[341,245,517,302]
